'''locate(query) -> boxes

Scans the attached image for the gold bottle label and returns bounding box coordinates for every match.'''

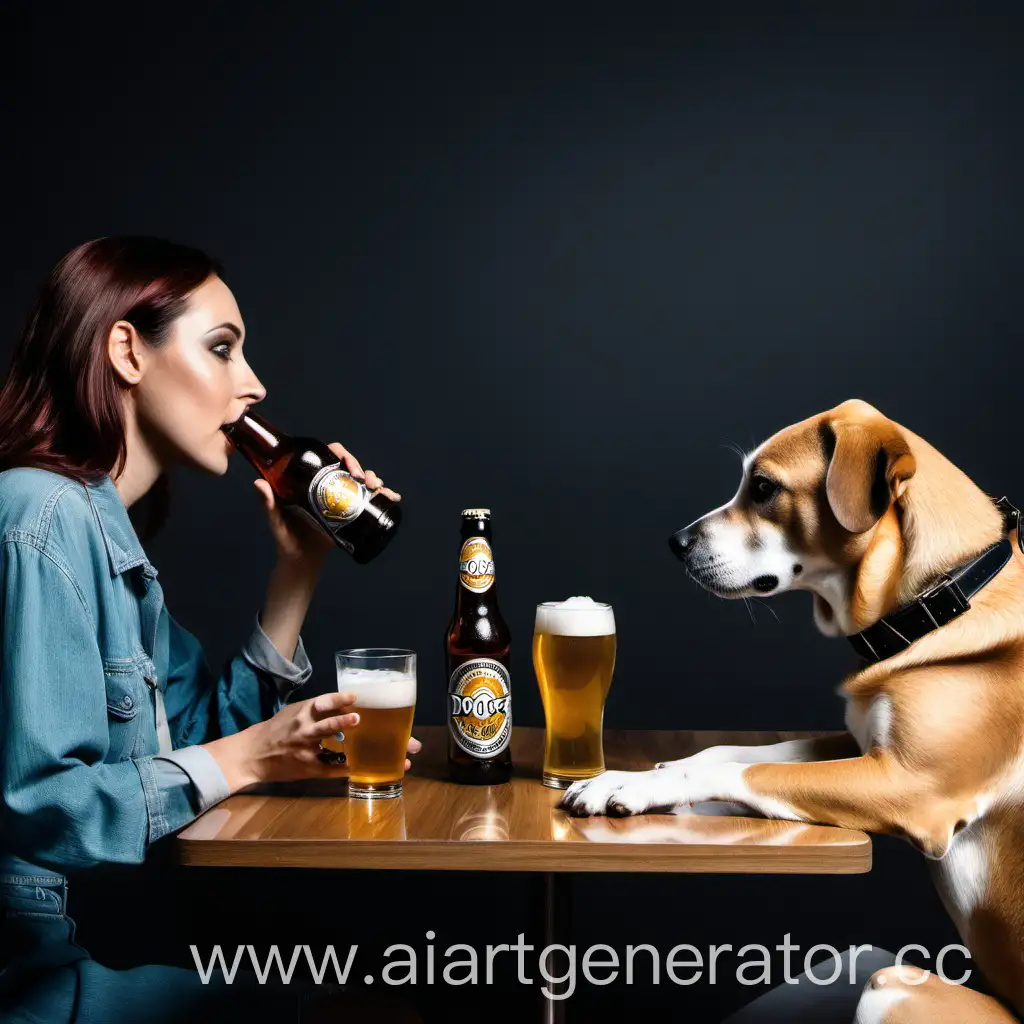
[309,464,366,526]
[459,537,495,593]
[448,658,511,758]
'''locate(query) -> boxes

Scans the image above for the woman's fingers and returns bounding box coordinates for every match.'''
[322,441,400,498]
[310,712,358,739]
[365,475,401,502]
[309,692,357,719]
[406,736,422,755]
[404,759,412,771]
[326,441,366,481]
[253,479,276,510]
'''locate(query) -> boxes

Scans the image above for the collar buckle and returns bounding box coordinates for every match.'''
[916,572,970,629]
[995,496,1024,553]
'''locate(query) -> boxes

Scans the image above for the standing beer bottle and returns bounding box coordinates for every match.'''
[446,509,512,784]
[223,410,401,564]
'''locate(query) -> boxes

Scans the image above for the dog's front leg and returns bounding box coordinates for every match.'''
[654,732,861,770]
[560,751,962,856]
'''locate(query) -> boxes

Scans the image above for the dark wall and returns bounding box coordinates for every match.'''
[4,5,1020,1020]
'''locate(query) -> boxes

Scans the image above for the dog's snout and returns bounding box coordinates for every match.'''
[668,527,697,561]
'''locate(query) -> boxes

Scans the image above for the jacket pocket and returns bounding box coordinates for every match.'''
[103,668,146,759]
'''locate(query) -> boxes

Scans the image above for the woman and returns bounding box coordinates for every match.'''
[0,237,419,1023]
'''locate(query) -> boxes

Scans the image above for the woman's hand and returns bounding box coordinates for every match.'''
[204,691,423,792]
[254,442,402,569]
[205,691,358,790]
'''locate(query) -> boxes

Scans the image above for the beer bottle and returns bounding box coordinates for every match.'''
[446,509,512,784]
[222,410,401,564]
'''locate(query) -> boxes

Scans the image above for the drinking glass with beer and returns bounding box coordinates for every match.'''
[532,597,616,790]
[334,649,417,799]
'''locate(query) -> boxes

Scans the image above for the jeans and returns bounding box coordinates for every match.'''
[0,869,303,1024]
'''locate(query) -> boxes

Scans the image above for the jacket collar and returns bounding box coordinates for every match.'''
[83,475,158,579]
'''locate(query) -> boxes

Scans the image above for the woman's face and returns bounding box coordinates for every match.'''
[131,275,266,475]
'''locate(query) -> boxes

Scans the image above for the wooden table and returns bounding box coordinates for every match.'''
[178,728,870,1020]
[178,727,869,872]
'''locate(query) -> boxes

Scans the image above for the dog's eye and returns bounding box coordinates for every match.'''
[749,474,780,504]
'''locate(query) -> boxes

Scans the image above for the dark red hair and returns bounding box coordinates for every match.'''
[0,237,223,536]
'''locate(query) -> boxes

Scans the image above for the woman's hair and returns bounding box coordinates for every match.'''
[0,236,223,538]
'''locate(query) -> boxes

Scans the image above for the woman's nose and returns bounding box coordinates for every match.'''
[240,368,267,405]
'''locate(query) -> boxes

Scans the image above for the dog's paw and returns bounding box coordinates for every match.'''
[558,770,679,818]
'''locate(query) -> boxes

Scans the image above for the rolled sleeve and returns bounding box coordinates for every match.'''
[241,615,312,697]
[154,745,231,815]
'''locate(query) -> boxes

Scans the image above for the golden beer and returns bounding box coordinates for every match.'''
[533,598,616,789]
[344,703,415,786]
[334,650,417,799]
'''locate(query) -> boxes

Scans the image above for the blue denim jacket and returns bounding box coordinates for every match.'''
[0,468,311,885]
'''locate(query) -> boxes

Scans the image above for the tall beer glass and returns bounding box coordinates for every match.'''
[335,649,416,799]
[533,598,616,789]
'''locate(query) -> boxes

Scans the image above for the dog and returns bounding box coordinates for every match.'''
[559,399,1024,1022]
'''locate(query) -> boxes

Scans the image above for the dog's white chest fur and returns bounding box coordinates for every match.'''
[843,694,894,753]
[846,693,993,936]
[929,825,990,939]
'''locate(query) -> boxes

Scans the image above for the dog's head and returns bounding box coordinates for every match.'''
[669,399,921,635]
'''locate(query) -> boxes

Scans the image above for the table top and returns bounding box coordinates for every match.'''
[177,727,871,874]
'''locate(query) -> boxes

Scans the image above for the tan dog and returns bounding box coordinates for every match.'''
[559,399,1024,1022]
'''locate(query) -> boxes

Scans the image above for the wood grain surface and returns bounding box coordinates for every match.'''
[177,727,871,874]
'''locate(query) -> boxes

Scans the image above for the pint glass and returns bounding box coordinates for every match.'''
[334,648,416,799]
[532,598,616,789]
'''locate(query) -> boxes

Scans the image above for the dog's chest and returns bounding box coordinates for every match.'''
[843,694,893,753]
[928,825,990,938]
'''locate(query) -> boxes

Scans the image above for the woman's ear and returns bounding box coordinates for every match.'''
[107,320,146,386]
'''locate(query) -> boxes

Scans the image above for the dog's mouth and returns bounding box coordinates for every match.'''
[685,560,780,597]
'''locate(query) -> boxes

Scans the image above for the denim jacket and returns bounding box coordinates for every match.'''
[0,468,311,884]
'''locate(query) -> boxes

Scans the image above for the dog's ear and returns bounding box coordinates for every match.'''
[823,405,916,534]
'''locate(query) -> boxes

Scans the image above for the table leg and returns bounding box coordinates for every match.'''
[539,872,571,1024]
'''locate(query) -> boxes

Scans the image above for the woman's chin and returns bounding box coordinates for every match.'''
[183,448,231,476]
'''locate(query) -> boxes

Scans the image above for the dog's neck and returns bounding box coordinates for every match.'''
[812,428,1005,636]
[897,429,1004,600]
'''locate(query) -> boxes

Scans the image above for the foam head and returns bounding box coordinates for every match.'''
[336,667,417,708]
[535,596,615,637]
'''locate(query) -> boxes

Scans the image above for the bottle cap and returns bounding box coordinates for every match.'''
[461,508,491,518]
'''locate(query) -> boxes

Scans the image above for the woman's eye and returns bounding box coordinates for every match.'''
[749,474,780,504]
[211,343,232,361]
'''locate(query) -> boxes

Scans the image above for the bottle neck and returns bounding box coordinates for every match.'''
[223,411,290,461]
[456,520,499,612]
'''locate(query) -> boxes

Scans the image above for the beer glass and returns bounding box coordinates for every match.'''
[335,648,416,799]
[533,598,616,789]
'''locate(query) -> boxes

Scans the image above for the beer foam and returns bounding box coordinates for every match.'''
[337,668,416,709]
[535,596,615,637]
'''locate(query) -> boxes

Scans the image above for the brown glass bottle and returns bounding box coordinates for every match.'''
[222,410,401,564]
[446,509,512,784]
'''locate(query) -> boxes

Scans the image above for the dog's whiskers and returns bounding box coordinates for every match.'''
[720,440,747,463]
[752,598,781,624]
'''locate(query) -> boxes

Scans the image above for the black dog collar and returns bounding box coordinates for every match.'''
[848,497,1022,665]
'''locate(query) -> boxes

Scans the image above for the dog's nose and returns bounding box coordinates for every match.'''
[668,527,696,561]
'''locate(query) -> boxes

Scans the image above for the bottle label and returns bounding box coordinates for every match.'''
[459,537,495,593]
[309,463,366,527]
[448,658,511,758]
